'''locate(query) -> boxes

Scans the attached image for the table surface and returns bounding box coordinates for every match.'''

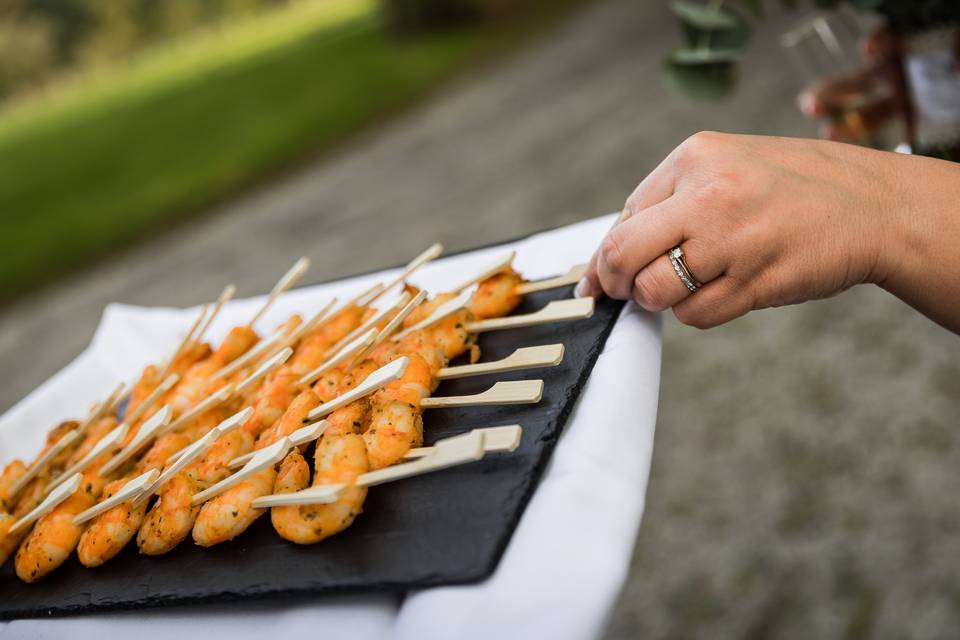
[0,215,661,640]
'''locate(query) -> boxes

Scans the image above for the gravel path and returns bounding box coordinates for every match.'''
[4,1,959,637]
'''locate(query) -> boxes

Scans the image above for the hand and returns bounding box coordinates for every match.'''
[577,132,960,332]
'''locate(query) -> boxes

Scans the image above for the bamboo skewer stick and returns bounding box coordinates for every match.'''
[159,304,210,379]
[448,251,516,294]
[193,284,236,345]
[391,289,473,342]
[98,405,173,477]
[326,292,412,357]
[47,423,129,492]
[73,468,161,526]
[227,420,327,469]
[353,281,387,308]
[7,429,81,500]
[465,298,594,334]
[514,264,587,295]
[161,347,293,436]
[368,243,443,304]
[139,408,253,503]
[298,328,378,388]
[345,290,427,371]
[75,382,127,436]
[190,437,292,505]
[9,473,83,536]
[121,373,179,426]
[210,328,285,382]
[253,428,517,508]
[419,380,543,410]
[437,344,564,380]
[247,257,310,328]
[304,357,410,422]
[403,425,522,459]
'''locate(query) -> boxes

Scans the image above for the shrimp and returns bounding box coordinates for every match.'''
[136,474,201,556]
[371,353,433,408]
[271,433,369,544]
[363,400,423,471]
[241,371,299,437]
[192,467,273,547]
[76,430,192,567]
[470,267,524,320]
[14,469,107,582]
[256,389,321,449]
[210,326,259,367]
[0,461,27,512]
[325,399,372,437]
[136,411,251,556]
[77,477,149,567]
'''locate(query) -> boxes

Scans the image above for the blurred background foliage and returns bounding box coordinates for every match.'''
[0,0,571,302]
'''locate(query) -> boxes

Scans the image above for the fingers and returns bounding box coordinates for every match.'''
[631,239,725,312]
[577,153,679,299]
[594,195,687,300]
[671,275,754,329]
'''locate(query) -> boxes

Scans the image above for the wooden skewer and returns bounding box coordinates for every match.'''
[190,436,292,506]
[420,380,543,409]
[327,291,412,358]
[368,243,443,304]
[211,328,285,382]
[253,428,513,508]
[143,407,254,502]
[228,420,328,469]
[272,297,339,353]
[437,344,564,380]
[465,298,594,334]
[160,385,235,436]
[98,405,173,477]
[247,257,310,328]
[47,423,129,492]
[449,251,515,294]
[304,356,410,422]
[193,284,236,345]
[7,429,81,500]
[391,289,473,342]
[404,424,522,459]
[235,346,294,397]
[298,328,378,388]
[75,382,127,436]
[159,304,210,378]
[121,373,179,426]
[73,468,161,525]
[353,281,386,308]
[9,473,83,535]
[345,290,428,371]
[162,345,290,438]
[515,264,587,295]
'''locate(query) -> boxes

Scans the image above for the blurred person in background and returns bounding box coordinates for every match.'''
[577,5,960,335]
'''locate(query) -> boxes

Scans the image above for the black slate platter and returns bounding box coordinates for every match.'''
[0,286,624,619]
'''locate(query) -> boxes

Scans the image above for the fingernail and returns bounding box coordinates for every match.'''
[575,278,592,299]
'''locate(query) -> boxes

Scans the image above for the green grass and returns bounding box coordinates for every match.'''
[0,0,504,300]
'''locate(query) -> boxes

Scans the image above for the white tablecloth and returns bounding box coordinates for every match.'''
[0,215,661,640]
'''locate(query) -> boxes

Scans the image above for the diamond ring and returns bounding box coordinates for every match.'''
[667,246,701,293]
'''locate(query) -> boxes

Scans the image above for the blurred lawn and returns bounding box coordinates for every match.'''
[0,0,523,301]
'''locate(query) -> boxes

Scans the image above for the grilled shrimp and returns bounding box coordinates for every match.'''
[76,430,192,567]
[77,477,148,568]
[15,469,107,582]
[271,434,369,544]
[192,467,273,547]
[363,400,423,471]
[0,461,26,512]
[471,267,524,320]
[136,473,201,556]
